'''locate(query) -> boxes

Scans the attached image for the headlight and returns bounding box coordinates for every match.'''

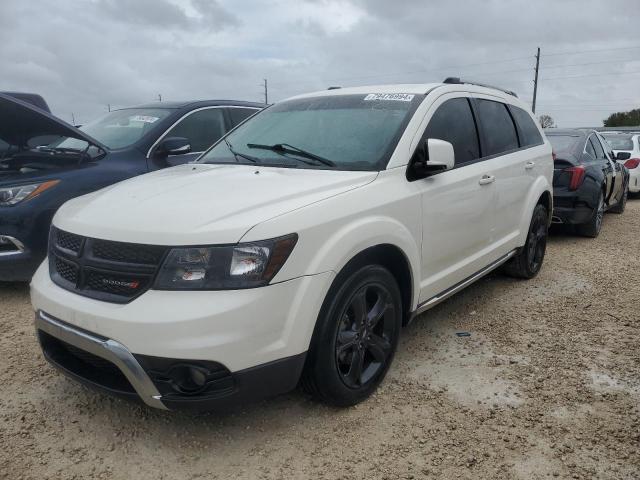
[154,234,298,290]
[0,180,60,206]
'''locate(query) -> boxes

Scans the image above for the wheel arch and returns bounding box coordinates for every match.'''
[519,177,553,243]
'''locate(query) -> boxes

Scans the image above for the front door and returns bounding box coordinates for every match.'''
[413,95,495,303]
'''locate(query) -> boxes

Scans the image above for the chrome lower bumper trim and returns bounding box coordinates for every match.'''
[0,235,25,257]
[35,310,168,410]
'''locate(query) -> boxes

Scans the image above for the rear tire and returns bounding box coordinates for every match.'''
[301,265,402,407]
[576,189,604,237]
[503,204,548,279]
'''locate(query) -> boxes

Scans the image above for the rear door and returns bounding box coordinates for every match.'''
[595,132,622,202]
[472,96,535,254]
[413,94,495,302]
[589,134,614,201]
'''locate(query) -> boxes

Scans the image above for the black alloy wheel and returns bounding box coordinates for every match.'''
[301,265,402,406]
[503,203,548,279]
[335,283,395,389]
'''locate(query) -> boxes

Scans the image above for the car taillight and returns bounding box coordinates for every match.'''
[624,158,640,169]
[564,165,586,191]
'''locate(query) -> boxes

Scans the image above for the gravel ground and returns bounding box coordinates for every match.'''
[1,201,639,480]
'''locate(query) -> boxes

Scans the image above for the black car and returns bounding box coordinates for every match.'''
[0,94,263,281]
[546,129,629,237]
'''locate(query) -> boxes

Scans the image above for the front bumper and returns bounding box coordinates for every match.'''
[36,311,307,411]
[0,206,55,282]
[31,263,335,410]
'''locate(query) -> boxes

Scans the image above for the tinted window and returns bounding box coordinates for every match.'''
[590,135,606,159]
[423,98,480,164]
[228,108,259,127]
[547,135,580,153]
[166,108,225,152]
[585,137,597,158]
[510,106,543,147]
[476,99,518,156]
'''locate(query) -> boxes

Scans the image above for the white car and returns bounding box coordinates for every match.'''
[601,132,640,193]
[31,79,553,411]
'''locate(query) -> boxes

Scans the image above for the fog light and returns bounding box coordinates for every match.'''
[165,364,210,395]
[0,235,25,253]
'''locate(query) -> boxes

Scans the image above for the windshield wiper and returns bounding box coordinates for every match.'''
[246,143,336,167]
[224,138,258,163]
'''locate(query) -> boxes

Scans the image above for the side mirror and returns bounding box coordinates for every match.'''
[410,139,455,179]
[616,151,631,161]
[155,137,191,157]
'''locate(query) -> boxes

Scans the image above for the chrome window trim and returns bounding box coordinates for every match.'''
[146,106,261,159]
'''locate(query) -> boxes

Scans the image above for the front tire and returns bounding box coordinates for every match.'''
[503,203,548,279]
[301,265,402,407]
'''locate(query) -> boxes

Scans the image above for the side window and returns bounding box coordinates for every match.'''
[228,108,259,127]
[476,99,519,156]
[422,98,480,165]
[590,135,606,159]
[163,108,225,153]
[585,137,597,158]
[510,106,543,147]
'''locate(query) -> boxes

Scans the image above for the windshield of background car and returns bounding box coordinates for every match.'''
[602,134,634,151]
[547,135,581,154]
[199,93,424,171]
[57,108,172,150]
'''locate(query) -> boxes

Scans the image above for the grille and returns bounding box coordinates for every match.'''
[54,256,78,285]
[49,228,166,303]
[92,239,166,265]
[56,229,83,253]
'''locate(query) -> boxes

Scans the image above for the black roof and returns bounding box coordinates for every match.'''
[117,99,265,111]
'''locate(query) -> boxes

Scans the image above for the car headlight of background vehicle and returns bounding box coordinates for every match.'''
[154,234,298,290]
[0,180,60,206]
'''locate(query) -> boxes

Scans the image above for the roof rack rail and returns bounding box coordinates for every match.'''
[327,86,342,90]
[443,77,518,98]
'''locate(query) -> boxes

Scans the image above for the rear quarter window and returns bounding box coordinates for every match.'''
[510,106,543,147]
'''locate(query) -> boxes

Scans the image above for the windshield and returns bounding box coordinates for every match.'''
[547,135,580,153]
[199,93,423,171]
[602,134,634,151]
[57,108,171,150]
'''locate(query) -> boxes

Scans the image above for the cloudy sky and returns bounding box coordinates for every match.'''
[1,0,639,127]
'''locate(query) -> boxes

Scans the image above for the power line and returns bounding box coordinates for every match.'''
[543,45,640,57]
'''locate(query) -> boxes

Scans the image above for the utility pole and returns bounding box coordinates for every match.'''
[532,47,540,114]
[158,93,162,102]
[71,113,76,125]
[263,79,268,105]
[107,104,111,112]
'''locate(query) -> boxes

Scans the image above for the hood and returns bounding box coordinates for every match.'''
[0,93,106,149]
[54,163,378,245]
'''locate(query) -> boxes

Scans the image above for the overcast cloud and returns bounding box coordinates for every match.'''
[1,0,639,126]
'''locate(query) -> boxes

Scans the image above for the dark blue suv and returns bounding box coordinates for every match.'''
[0,94,262,281]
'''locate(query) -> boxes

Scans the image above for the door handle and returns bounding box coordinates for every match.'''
[478,174,495,185]
[525,161,535,170]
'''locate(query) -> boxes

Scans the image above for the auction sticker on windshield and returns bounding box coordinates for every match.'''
[364,93,415,102]
[130,115,160,123]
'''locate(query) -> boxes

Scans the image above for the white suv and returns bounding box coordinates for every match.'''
[31,79,553,411]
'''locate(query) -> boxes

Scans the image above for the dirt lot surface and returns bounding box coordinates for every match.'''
[1,201,639,480]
